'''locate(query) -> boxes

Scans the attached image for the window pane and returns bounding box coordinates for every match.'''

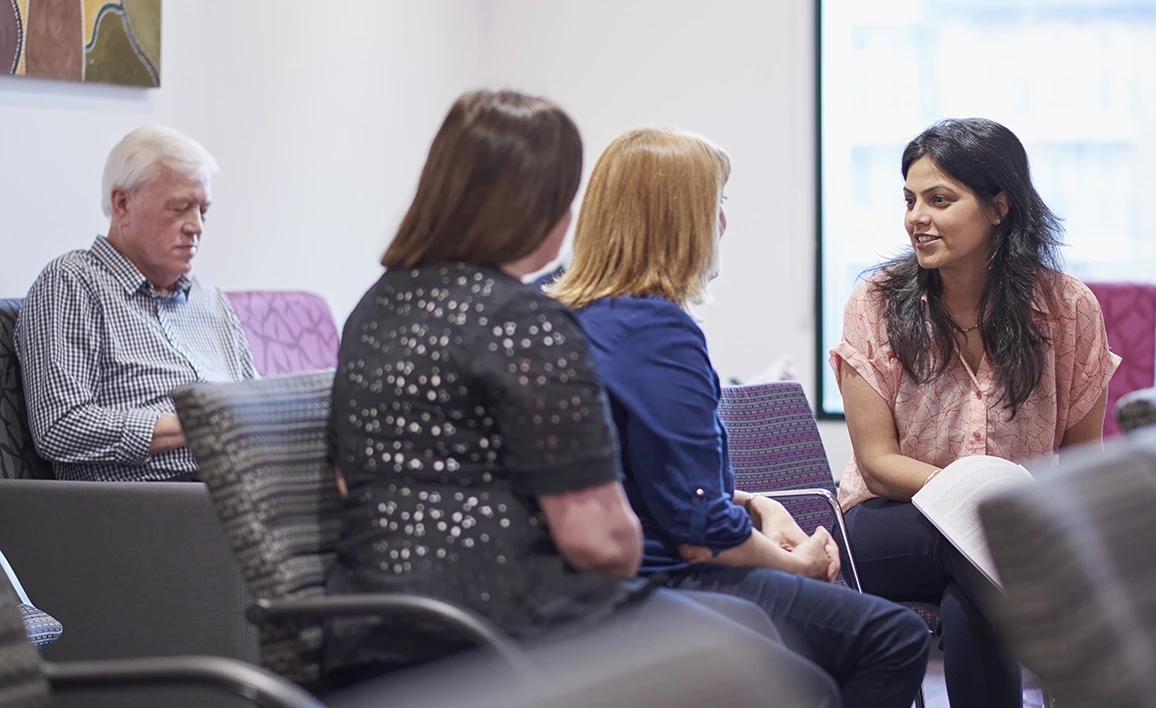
[819,0,1156,415]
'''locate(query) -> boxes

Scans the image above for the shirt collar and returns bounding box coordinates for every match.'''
[917,287,1051,317]
[90,236,193,298]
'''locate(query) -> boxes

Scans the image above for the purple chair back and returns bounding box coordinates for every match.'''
[1085,282,1156,438]
[719,381,941,628]
[226,291,340,378]
[719,381,834,490]
[718,381,835,533]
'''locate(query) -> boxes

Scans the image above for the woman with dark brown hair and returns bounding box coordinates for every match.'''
[321,90,842,706]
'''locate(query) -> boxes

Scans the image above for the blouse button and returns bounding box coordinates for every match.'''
[973,431,982,441]
[695,488,705,497]
[975,390,983,400]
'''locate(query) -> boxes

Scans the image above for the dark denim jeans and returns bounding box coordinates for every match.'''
[846,497,1022,708]
[662,564,929,708]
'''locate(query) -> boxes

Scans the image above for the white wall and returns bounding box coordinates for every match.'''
[480,0,853,473]
[0,0,853,472]
[0,0,484,326]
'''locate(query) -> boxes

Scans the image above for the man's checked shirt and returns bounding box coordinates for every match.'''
[15,236,257,481]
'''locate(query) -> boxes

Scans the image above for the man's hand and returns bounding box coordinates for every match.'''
[149,413,186,454]
[747,496,808,549]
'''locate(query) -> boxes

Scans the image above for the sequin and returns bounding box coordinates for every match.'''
[330,262,623,643]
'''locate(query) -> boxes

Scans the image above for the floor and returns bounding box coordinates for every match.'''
[921,658,1045,708]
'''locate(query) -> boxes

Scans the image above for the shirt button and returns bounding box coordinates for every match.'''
[973,431,982,440]
[695,488,705,497]
[975,391,983,400]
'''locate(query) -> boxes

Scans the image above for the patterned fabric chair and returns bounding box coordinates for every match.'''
[0,299,52,481]
[0,549,62,652]
[718,381,934,708]
[1085,282,1156,438]
[718,382,860,587]
[1116,386,1156,434]
[16,606,62,652]
[0,571,322,708]
[980,431,1156,708]
[171,372,522,693]
[226,292,341,377]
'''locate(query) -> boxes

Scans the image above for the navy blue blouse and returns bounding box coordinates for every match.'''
[577,295,752,574]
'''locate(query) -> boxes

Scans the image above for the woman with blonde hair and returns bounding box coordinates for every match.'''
[553,127,929,708]
[323,93,847,706]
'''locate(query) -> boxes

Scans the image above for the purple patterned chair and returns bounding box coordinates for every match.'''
[1084,282,1156,439]
[226,291,340,378]
[718,381,934,708]
[718,381,860,589]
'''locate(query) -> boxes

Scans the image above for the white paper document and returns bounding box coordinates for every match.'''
[911,455,1034,589]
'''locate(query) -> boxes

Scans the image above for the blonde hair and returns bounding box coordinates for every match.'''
[550,127,730,310]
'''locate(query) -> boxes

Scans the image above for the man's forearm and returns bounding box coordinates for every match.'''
[36,405,162,464]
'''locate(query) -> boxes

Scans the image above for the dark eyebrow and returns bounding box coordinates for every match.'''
[902,184,960,197]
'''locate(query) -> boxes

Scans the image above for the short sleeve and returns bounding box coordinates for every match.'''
[1062,281,1121,430]
[829,279,903,404]
[476,295,620,497]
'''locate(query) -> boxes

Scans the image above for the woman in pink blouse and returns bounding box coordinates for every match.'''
[832,118,1119,708]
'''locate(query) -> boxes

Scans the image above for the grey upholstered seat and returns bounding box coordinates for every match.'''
[1116,386,1156,434]
[980,432,1156,708]
[172,371,342,686]
[0,299,52,481]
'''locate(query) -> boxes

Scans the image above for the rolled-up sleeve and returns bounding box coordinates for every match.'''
[829,278,902,405]
[1063,281,1122,430]
[15,267,159,465]
[604,310,751,553]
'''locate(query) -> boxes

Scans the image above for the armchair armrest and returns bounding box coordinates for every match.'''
[744,488,862,591]
[44,655,324,708]
[247,594,529,673]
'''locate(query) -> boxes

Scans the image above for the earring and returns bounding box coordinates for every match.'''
[994,217,1002,225]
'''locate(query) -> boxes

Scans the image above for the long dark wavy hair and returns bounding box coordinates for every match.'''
[873,118,1063,417]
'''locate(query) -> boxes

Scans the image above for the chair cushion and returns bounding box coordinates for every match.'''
[1085,282,1156,438]
[0,299,53,480]
[226,291,340,377]
[18,604,62,650]
[173,371,341,685]
[979,434,1156,708]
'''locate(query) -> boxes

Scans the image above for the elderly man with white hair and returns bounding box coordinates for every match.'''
[15,125,257,482]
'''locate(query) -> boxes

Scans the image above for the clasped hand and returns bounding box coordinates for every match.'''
[678,496,841,583]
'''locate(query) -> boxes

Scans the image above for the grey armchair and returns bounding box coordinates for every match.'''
[171,371,525,697]
[0,566,321,708]
[980,432,1156,708]
[1116,386,1156,434]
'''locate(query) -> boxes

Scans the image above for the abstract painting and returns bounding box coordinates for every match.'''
[1,0,161,87]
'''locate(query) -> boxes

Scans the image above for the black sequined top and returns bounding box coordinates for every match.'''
[324,263,634,674]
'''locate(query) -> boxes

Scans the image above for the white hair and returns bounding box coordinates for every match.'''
[101,125,219,218]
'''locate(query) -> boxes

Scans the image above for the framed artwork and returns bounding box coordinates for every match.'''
[1,0,161,87]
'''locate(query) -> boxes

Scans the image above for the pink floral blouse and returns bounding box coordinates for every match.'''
[830,272,1120,511]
